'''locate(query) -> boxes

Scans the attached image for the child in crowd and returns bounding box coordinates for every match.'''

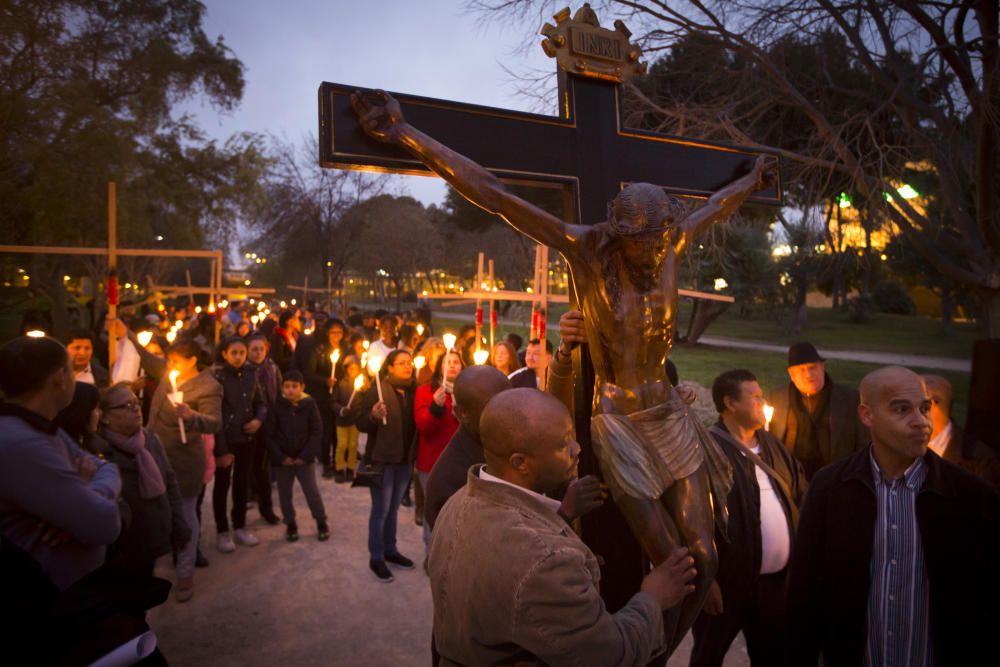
[265,370,329,542]
[212,337,269,553]
[330,355,366,483]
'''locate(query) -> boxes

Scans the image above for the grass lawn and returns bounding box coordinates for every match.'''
[678,302,979,360]
[430,300,980,361]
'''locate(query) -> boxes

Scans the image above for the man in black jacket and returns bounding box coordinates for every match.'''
[767,342,868,480]
[788,366,1000,666]
[424,365,511,531]
[691,369,806,667]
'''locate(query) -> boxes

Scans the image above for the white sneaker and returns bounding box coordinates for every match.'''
[217,532,236,553]
[234,528,260,547]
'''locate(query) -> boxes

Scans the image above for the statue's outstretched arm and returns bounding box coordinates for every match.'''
[352,90,582,254]
[678,155,777,244]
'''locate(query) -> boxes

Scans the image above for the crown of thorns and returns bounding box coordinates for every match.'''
[608,185,688,236]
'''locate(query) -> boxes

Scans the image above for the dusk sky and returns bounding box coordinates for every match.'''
[185,0,558,206]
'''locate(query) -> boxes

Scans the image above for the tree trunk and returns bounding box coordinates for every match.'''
[985,289,1000,339]
[939,288,954,335]
[683,300,730,343]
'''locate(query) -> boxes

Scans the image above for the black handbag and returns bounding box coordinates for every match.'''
[351,460,384,488]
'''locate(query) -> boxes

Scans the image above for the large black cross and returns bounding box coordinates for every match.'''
[318,72,780,611]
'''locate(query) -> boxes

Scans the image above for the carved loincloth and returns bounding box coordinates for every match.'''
[591,388,732,533]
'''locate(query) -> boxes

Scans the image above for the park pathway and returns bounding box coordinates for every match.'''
[147,456,747,666]
[432,310,970,372]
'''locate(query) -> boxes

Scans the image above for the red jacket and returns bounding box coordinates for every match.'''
[414,383,459,473]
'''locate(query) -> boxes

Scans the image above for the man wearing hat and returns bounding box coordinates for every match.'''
[767,342,868,480]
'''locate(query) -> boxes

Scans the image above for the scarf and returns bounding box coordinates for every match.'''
[102,428,167,500]
[274,326,296,351]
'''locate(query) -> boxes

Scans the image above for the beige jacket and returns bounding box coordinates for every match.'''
[430,465,664,667]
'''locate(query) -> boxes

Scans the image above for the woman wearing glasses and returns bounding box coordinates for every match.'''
[96,383,190,577]
[357,349,419,583]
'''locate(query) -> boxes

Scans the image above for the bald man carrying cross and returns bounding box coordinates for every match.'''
[788,366,1000,666]
[429,388,697,667]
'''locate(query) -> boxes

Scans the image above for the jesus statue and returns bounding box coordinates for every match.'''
[353,90,778,647]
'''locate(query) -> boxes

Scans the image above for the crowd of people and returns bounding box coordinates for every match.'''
[2,298,999,665]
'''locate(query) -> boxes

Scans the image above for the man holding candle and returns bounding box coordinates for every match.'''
[767,342,868,481]
[690,369,806,666]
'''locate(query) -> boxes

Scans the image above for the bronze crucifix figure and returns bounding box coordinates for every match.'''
[352,87,777,648]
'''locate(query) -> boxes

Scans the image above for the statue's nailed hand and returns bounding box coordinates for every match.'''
[753,154,778,190]
[351,90,406,144]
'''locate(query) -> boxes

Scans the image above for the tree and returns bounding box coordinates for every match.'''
[246,135,389,294]
[474,0,1000,335]
[346,195,442,310]
[0,0,268,335]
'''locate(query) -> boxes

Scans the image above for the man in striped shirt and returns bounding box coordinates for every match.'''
[788,366,1000,666]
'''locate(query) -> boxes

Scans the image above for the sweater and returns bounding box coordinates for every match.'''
[414,384,459,473]
[0,403,122,590]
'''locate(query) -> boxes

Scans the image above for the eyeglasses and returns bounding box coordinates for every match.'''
[392,360,413,367]
[105,399,139,412]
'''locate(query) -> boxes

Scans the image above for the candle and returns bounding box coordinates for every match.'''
[442,332,457,352]
[137,331,153,347]
[346,374,365,409]
[416,323,425,336]
[363,339,370,351]
[25,329,46,338]
[168,370,187,443]
[368,355,387,425]
[413,356,426,371]
[763,404,775,431]
[165,330,177,343]
[473,349,489,365]
[329,349,340,380]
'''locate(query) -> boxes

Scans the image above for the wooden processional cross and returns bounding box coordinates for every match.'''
[318,5,781,611]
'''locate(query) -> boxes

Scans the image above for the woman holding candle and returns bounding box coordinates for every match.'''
[301,319,349,478]
[413,350,463,553]
[330,355,366,484]
[112,320,222,603]
[356,349,418,583]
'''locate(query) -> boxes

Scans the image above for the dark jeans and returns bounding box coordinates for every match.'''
[276,463,327,525]
[690,568,789,667]
[213,440,253,533]
[367,462,411,560]
[252,436,275,517]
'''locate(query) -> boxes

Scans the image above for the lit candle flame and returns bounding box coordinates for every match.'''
[368,355,383,375]
[194,306,202,314]
[416,323,425,336]
[473,349,489,365]
[330,349,340,366]
[137,331,153,347]
[25,329,46,338]
[353,374,365,391]
[763,404,775,430]
[168,369,180,393]
[304,327,313,336]
[174,320,183,329]
[413,356,426,370]
[362,340,370,350]
[165,330,177,343]
[443,333,457,351]
[360,352,368,369]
